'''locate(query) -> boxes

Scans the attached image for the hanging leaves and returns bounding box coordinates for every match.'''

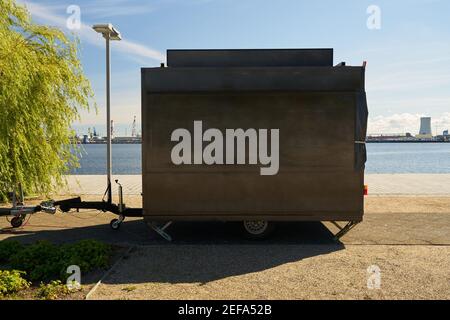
[0,0,94,199]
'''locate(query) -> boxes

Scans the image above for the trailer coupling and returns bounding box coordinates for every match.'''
[0,201,57,228]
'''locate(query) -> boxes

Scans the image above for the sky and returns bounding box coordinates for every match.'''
[17,0,450,136]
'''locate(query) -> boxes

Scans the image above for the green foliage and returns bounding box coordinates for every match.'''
[6,240,111,282]
[0,240,24,264]
[0,240,110,298]
[0,0,94,199]
[61,240,111,274]
[9,241,64,282]
[0,270,30,297]
[36,280,70,300]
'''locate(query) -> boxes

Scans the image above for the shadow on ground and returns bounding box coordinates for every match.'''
[1,220,341,245]
[1,221,344,283]
[104,242,344,285]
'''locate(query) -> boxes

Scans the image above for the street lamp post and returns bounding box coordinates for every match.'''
[92,24,122,204]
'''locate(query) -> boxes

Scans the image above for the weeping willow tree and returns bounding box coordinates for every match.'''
[0,0,94,200]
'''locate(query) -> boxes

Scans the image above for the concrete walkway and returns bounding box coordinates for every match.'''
[366,174,450,195]
[61,174,450,196]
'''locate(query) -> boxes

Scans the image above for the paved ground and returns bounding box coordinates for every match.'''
[61,174,450,196]
[1,192,449,299]
[90,245,450,300]
[366,174,450,195]
[1,195,449,246]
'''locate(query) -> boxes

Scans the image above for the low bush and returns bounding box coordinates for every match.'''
[5,240,111,282]
[0,240,111,299]
[36,280,70,300]
[61,240,111,274]
[0,270,30,297]
[9,241,64,282]
[0,241,24,264]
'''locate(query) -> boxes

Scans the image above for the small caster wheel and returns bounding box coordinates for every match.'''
[110,219,121,230]
[11,216,24,228]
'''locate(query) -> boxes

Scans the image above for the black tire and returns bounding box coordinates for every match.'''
[242,220,274,240]
[110,218,121,230]
[11,216,24,228]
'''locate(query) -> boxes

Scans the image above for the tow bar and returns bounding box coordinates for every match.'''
[0,185,56,228]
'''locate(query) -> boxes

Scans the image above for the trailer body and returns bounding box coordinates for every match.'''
[141,49,368,223]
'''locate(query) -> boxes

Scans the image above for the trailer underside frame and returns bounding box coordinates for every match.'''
[2,196,360,241]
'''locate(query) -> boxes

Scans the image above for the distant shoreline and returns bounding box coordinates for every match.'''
[366,140,450,143]
[78,141,450,145]
[79,142,141,145]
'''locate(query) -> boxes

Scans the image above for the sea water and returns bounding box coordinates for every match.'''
[70,143,450,175]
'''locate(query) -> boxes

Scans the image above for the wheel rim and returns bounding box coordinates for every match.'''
[243,220,268,235]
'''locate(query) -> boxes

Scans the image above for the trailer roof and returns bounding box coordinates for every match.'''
[166,49,333,68]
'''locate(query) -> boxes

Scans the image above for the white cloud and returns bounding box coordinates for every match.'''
[20,1,165,63]
[24,0,155,18]
[368,113,450,135]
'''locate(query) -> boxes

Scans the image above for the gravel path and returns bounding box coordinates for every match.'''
[1,195,449,300]
[89,245,450,300]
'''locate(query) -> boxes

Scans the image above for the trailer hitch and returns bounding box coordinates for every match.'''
[51,180,143,231]
[0,186,56,229]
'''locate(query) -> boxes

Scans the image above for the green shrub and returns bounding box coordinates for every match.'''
[9,241,64,282]
[8,240,111,282]
[0,241,24,264]
[0,270,30,297]
[61,240,111,273]
[36,280,70,300]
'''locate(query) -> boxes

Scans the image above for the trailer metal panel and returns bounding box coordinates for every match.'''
[141,49,368,223]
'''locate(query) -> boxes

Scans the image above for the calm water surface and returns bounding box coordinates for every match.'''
[70,143,450,175]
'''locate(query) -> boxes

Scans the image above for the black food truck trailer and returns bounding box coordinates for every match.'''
[140,48,368,239]
[1,48,368,240]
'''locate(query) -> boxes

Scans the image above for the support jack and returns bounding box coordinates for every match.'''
[53,179,143,231]
[333,221,360,241]
[110,215,125,230]
[147,221,173,241]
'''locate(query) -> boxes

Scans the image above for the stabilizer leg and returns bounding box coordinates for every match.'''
[333,221,359,241]
[147,221,173,241]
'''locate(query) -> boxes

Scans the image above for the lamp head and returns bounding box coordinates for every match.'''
[92,23,122,40]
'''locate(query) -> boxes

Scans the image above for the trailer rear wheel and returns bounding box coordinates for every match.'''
[242,220,274,239]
